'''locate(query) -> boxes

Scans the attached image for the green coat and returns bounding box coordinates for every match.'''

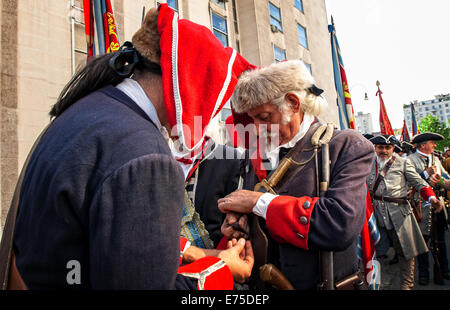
[367,153,428,260]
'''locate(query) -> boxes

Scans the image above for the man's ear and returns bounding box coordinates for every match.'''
[285,92,301,113]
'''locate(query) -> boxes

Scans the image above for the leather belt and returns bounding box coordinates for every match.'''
[373,195,408,204]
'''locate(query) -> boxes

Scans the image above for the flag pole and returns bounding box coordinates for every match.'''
[376,80,394,135]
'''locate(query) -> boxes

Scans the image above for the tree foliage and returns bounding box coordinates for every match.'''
[418,115,450,151]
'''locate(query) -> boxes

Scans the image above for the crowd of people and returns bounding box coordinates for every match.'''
[365,133,449,289]
[0,4,448,291]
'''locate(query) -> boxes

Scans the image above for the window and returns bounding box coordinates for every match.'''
[304,63,312,74]
[294,0,303,12]
[167,0,178,11]
[232,0,239,34]
[212,12,228,47]
[221,107,232,122]
[273,45,286,62]
[297,23,308,48]
[211,0,226,9]
[269,2,283,32]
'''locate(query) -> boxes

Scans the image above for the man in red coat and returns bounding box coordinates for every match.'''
[219,60,375,290]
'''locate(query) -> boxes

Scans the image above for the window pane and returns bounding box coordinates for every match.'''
[304,63,312,74]
[294,0,303,12]
[269,2,281,20]
[212,13,227,33]
[297,24,308,48]
[167,0,178,11]
[213,30,228,47]
[273,46,286,62]
[211,0,226,9]
[270,18,282,32]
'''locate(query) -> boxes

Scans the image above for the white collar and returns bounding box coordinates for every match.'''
[264,113,315,169]
[116,78,170,141]
[416,149,432,160]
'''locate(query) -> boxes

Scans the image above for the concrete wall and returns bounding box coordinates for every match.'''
[1,0,18,230]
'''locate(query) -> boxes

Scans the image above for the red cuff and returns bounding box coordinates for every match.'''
[216,236,228,250]
[420,186,435,201]
[178,256,233,290]
[266,195,319,250]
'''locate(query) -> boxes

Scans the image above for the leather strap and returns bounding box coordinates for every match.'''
[0,122,52,290]
[371,156,396,195]
[373,195,408,204]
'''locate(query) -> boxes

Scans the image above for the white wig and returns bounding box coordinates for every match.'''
[231,60,327,116]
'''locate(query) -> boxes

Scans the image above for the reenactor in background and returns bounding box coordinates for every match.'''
[408,132,450,285]
[367,135,439,290]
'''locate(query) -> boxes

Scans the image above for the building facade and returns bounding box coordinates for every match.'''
[403,94,450,134]
[0,0,338,230]
[354,111,373,135]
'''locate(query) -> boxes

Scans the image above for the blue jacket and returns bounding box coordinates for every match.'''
[13,85,195,289]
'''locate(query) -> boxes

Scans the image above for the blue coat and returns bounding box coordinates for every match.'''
[243,121,375,289]
[13,85,196,289]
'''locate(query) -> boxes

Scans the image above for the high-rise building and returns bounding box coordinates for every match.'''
[354,111,373,135]
[403,94,450,134]
[0,0,338,228]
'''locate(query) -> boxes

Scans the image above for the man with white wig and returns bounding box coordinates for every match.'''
[219,60,375,290]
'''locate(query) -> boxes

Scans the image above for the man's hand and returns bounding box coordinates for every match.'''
[429,173,441,187]
[221,212,249,240]
[218,189,263,214]
[406,189,415,200]
[182,246,219,264]
[218,238,254,283]
[430,197,443,213]
[425,166,437,177]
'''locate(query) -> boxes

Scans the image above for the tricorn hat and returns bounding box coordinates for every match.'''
[363,133,374,140]
[411,132,444,145]
[369,134,402,153]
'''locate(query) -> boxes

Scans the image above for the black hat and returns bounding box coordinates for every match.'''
[363,133,374,140]
[411,132,444,144]
[369,135,402,152]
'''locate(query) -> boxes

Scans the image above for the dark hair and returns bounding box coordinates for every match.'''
[49,42,161,118]
[50,53,124,118]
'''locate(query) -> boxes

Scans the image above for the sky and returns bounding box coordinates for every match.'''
[324,0,450,132]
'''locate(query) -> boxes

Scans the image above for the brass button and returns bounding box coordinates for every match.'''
[299,216,308,225]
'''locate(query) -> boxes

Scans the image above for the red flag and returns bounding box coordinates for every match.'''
[103,0,120,53]
[359,187,380,289]
[376,81,394,135]
[400,119,410,142]
[340,66,356,129]
[82,0,95,59]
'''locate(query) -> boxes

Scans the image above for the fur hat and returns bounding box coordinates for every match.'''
[131,8,161,65]
[231,60,327,116]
